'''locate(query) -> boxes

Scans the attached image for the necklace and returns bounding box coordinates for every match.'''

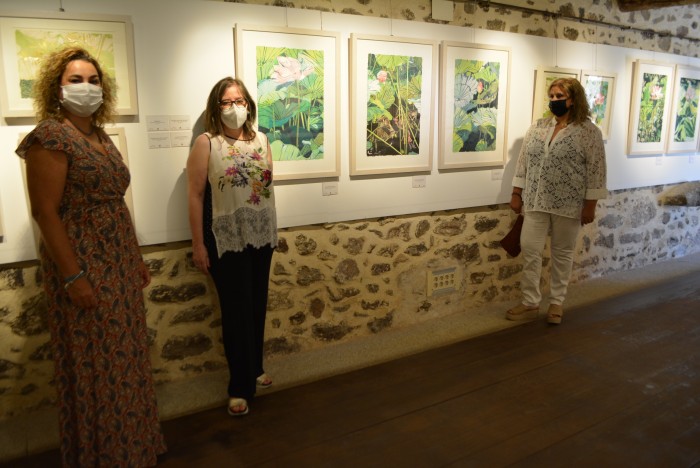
[66,116,95,137]
[224,132,253,142]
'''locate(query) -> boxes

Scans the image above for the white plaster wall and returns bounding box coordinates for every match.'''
[0,0,699,265]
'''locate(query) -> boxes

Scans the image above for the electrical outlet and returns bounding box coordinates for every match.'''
[427,267,458,296]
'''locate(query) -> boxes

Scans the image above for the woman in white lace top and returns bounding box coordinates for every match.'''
[187,77,277,416]
[506,77,607,324]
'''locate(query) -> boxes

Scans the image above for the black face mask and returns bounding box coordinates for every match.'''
[549,99,569,117]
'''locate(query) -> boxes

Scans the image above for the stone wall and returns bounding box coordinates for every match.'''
[1,184,698,420]
[221,0,700,57]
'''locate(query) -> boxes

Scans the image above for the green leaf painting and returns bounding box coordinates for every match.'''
[256,46,325,161]
[636,72,668,143]
[366,53,422,156]
[14,29,117,99]
[584,77,609,128]
[672,77,700,143]
[452,59,500,152]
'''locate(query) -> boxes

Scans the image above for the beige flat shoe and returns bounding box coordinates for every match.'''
[547,304,563,325]
[506,303,540,321]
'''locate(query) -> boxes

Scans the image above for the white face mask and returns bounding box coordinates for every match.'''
[221,105,248,130]
[60,83,103,117]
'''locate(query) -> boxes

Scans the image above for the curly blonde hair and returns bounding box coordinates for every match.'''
[549,78,591,124]
[32,46,116,126]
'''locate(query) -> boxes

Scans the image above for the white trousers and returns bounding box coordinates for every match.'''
[520,211,580,307]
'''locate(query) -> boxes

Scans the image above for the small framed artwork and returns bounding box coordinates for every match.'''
[438,41,511,170]
[234,25,341,181]
[532,66,580,121]
[349,34,438,176]
[666,65,700,154]
[19,127,135,253]
[0,11,139,117]
[581,70,616,140]
[627,60,675,156]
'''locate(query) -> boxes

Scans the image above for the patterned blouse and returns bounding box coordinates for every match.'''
[513,117,608,219]
[207,132,277,255]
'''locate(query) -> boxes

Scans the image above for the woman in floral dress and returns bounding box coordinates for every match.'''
[16,47,166,467]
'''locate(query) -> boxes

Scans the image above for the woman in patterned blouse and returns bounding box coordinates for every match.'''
[187,77,277,416]
[506,78,608,324]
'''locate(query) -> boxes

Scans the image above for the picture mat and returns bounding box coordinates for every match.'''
[350,34,437,175]
[581,70,616,140]
[666,65,700,154]
[234,25,341,180]
[627,60,675,156]
[439,41,510,169]
[0,13,138,117]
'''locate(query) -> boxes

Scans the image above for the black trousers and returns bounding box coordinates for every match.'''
[208,244,274,399]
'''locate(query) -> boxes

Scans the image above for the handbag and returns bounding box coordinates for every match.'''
[500,214,524,257]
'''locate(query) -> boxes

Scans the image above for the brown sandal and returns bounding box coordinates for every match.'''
[547,304,563,324]
[506,303,540,321]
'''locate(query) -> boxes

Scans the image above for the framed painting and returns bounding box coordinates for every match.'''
[19,127,135,253]
[234,25,341,181]
[627,60,675,156]
[438,41,511,170]
[0,11,138,118]
[581,70,616,140]
[532,66,580,121]
[349,34,438,176]
[666,65,700,154]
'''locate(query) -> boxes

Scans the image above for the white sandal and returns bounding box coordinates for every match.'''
[256,373,272,388]
[227,398,249,416]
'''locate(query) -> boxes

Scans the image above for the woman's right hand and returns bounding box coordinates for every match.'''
[67,277,98,309]
[510,193,522,214]
[192,243,210,273]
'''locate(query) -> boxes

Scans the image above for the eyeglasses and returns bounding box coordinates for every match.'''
[219,99,247,109]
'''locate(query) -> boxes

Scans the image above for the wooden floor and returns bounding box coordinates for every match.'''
[7,269,700,467]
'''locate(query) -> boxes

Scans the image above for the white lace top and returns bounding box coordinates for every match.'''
[208,132,277,256]
[513,117,608,219]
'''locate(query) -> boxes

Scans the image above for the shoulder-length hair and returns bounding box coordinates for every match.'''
[33,46,116,126]
[203,77,257,138]
[549,78,591,125]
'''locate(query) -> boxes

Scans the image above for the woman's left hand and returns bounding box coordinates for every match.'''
[139,261,151,288]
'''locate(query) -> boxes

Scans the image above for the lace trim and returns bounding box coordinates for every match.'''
[212,206,277,256]
[514,119,607,219]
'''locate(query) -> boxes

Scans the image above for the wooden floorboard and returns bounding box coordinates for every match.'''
[5,270,700,467]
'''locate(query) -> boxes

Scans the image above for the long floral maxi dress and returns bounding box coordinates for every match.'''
[16,119,167,467]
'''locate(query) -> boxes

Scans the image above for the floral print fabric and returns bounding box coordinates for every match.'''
[208,133,278,255]
[513,117,608,219]
[16,119,166,467]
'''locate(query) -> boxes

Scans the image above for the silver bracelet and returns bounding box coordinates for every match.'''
[64,270,86,290]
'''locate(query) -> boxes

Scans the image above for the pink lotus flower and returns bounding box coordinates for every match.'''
[377,70,388,83]
[477,81,483,93]
[595,93,605,105]
[650,85,663,100]
[271,56,314,84]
